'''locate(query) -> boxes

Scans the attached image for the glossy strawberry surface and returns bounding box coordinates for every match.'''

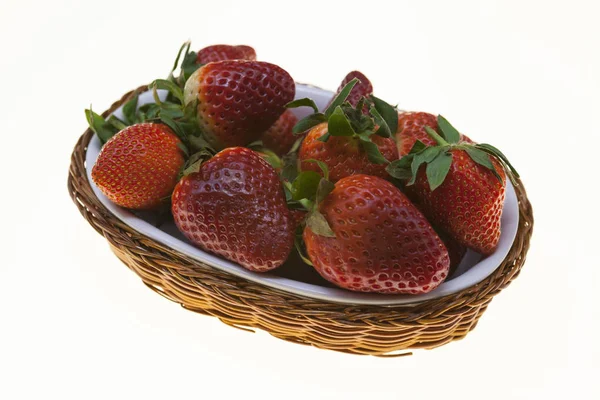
[184,60,295,149]
[304,175,450,294]
[171,147,294,272]
[91,123,185,210]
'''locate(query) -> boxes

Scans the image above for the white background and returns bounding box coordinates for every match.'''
[1,0,598,398]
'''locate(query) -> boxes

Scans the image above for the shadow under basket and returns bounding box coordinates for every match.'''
[68,85,534,357]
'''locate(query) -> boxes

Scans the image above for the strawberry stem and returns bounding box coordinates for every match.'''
[152,85,163,106]
[424,126,448,146]
[107,116,127,131]
[169,40,191,81]
[299,198,314,210]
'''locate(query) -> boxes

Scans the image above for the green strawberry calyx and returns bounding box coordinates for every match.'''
[386,115,520,191]
[284,159,335,237]
[247,138,303,187]
[148,79,218,176]
[283,159,337,265]
[286,78,399,165]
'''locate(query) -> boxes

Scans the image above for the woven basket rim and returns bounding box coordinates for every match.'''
[68,84,534,355]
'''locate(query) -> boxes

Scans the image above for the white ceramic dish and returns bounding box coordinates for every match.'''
[85,84,519,306]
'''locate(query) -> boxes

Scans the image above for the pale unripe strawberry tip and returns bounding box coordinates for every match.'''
[183,67,201,106]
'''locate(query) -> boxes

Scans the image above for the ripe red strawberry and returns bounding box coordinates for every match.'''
[196,44,256,64]
[171,147,294,272]
[260,109,299,155]
[303,174,450,294]
[404,151,505,255]
[91,123,185,210]
[396,112,473,156]
[183,60,295,149]
[387,115,518,255]
[326,71,373,112]
[299,122,398,182]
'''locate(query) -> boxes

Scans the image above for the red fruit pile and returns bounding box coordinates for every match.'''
[86,41,519,296]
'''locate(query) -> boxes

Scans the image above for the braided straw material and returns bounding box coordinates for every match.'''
[68,85,534,356]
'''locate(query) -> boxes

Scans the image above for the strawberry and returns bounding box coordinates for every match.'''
[196,44,256,64]
[435,228,467,277]
[302,174,450,294]
[289,209,308,232]
[404,152,505,255]
[171,147,294,272]
[396,111,473,156]
[387,115,519,255]
[260,109,299,155]
[287,78,399,183]
[183,60,295,149]
[91,123,185,210]
[299,122,397,182]
[325,71,373,112]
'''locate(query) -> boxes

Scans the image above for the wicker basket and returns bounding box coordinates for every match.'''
[68,85,534,356]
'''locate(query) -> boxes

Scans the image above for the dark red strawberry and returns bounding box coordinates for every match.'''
[387,115,519,255]
[260,109,299,155]
[326,71,373,112]
[183,60,295,149]
[196,44,256,64]
[299,122,397,182]
[91,123,185,210]
[303,174,450,294]
[435,228,467,277]
[396,111,473,156]
[289,209,307,230]
[171,147,294,272]
[405,150,505,255]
